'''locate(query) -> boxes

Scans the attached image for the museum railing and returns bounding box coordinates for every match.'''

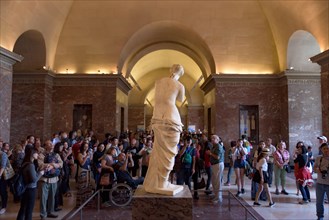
[227,190,260,220]
[65,188,259,220]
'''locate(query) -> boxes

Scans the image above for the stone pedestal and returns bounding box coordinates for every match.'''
[132,185,192,220]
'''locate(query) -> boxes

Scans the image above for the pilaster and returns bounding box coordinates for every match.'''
[0,47,23,142]
[311,50,329,136]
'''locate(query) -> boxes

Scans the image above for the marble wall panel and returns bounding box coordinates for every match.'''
[321,72,329,136]
[187,106,204,132]
[214,84,282,148]
[52,85,117,138]
[10,83,46,144]
[287,79,322,152]
[128,106,145,132]
[0,68,13,142]
[1,47,22,143]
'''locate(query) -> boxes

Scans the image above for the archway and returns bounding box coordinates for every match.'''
[287,30,321,72]
[13,30,46,73]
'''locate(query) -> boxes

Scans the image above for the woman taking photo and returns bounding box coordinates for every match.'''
[233,139,247,197]
[17,146,44,220]
[76,142,92,206]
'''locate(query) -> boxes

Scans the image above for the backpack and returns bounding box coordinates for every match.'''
[245,160,254,179]
[11,163,28,197]
[43,152,61,178]
[182,147,193,164]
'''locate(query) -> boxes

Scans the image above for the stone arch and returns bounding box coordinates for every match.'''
[13,30,46,72]
[117,21,215,78]
[287,30,321,72]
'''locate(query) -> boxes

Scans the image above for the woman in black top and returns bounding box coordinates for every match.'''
[17,146,44,220]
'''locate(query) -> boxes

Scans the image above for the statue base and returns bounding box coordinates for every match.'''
[144,183,184,196]
[132,185,193,220]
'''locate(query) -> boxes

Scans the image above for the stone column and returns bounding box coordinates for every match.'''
[280,71,322,154]
[0,47,23,142]
[311,50,329,136]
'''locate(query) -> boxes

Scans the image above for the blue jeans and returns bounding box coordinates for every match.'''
[205,166,212,190]
[177,168,192,190]
[17,187,37,220]
[0,177,8,209]
[40,181,57,218]
[226,165,233,183]
[316,182,329,220]
[299,183,310,201]
[267,163,274,185]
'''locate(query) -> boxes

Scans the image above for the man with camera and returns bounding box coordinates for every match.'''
[314,142,329,220]
[113,152,144,189]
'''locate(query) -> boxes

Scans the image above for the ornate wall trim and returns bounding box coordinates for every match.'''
[13,73,132,94]
[310,50,329,72]
[0,47,24,66]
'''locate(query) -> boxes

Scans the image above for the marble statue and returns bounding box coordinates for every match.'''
[143,64,185,195]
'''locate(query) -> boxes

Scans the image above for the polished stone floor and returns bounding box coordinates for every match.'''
[0,169,327,220]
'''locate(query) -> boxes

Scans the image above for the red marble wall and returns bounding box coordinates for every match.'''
[187,106,204,132]
[11,81,48,143]
[322,72,329,136]
[51,85,117,138]
[214,82,282,148]
[11,73,131,144]
[128,106,145,132]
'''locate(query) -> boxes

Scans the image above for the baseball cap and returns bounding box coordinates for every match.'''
[317,136,328,142]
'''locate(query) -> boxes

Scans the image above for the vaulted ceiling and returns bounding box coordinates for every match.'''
[1,0,328,106]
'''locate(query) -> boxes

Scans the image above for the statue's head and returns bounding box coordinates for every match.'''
[170,64,184,78]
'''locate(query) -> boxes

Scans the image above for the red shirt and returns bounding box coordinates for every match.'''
[204,150,211,168]
[72,142,82,159]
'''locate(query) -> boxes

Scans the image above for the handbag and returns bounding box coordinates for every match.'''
[278,150,291,173]
[284,164,291,173]
[252,170,261,183]
[99,173,110,186]
[197,177,206,189]
[3,163,15,180]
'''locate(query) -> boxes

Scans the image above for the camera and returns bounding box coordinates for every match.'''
[321,170,328,179]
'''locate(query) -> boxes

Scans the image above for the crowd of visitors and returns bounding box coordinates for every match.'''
[0,131,328,220]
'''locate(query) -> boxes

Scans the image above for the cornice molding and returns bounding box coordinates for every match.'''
[13,72,54,86]
[13,72,132,94]
[0,47,24,71]
[310,50,329,73]
[187,105,204,109]
[279,70,321,86]
[0,47,24,65]
[200,73,279,94]
[310,50,329,66]
[200,72,321,93]
[128,105,146,109]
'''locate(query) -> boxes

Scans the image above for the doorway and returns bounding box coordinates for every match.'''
[239,105,259,145]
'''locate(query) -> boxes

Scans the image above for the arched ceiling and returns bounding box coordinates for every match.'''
[131,50,203,83]
[1,0,328,75]
[1,0,328,103]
